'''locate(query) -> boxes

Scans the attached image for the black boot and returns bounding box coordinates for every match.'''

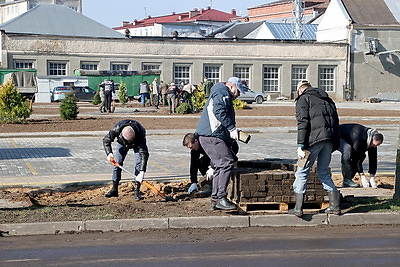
[288,193,304,217]
[215,197,236,210]
[134,182,143,200]
[211,199,218,210]
[342,163,359,187]
[105,181,118,198]
[325,191,341,215]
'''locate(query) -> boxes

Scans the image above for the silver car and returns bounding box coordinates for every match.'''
[238,85,264,104]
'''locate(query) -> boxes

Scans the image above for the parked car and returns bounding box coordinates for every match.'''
[73,86,96,102]
[238,85,264,104]
[51,86,73,102]
[51,86,96,102]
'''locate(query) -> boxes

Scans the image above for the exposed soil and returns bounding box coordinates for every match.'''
[0,102,398,224]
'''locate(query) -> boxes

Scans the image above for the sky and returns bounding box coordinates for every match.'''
[82,0,274,28]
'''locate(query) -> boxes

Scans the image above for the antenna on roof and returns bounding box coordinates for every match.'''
[144,6,147,17]
[210,0,213,8]
[293,0,304,39]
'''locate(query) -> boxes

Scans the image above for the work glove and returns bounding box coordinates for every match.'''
[359,173,370,188]
[369,174,377,188]
[107,153,114,162]
[229,128,239,140]
[206,167,214,181]
[188,183,199,194]
[136,171,145,183]
[297,147,306,159]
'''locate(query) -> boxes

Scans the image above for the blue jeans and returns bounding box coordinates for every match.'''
[293,140,337,194]
[141,93,150,106]
[112,143,141,182]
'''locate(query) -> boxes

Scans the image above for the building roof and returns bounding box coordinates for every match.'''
[0,4,124,38]
[114,7,238,30]
[342,0,400,25]
[213,20,317,40]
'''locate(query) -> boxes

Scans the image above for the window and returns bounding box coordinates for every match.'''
[263,66,280,92]
[319,66,335,92]
[142,63,161,70]
[291,65,308,92]
[81,62,98,70]
[204,65,221,84]
[234,65,251,86]
[48,61,67,76]
[174,64,191,84]
[111,63,129,71]
[15,61,34,69]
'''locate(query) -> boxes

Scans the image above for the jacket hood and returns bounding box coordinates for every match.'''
[296,87,329,101]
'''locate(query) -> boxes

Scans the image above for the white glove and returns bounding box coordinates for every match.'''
[360,173,370,188]
[136,171,145,183]
[206,167,214,181]
[297,147,305,158]
[369,174,377,188]
[107,153,114,162]
[229,128,239,140]
[188,183,199,194]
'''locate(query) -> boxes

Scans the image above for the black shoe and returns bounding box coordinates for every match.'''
[105,181,119,198]
[134,182,143,200]
[211,199,218,210]
[215,197,236,210]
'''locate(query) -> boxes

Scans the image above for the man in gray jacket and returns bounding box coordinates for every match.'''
[195,77,241,210]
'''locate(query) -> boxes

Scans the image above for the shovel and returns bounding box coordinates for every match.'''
[109,158,175,202]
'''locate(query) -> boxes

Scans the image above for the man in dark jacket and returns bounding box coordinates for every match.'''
[183,133,239,195]
[339,123,384,188]
[103,120,149,200]
[289,80,341,217]
[195,77,241,210]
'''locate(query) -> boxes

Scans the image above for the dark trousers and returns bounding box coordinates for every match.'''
[199,136,234,199]
[104,90,112,112]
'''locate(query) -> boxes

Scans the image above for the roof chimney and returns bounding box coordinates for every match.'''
[189,8,200,18]
[207,6,211,10]
[231,9,236,16]
[122,21,130,26]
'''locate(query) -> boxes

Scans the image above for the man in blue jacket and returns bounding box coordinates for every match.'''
[195,77,241,210]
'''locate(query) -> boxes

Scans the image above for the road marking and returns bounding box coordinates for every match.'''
[148,160,171,172]
[25,161,39,176]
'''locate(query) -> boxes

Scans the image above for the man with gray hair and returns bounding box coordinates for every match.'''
[103,120,149,200]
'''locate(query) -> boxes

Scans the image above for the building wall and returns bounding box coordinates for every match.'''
[0,34,347,100]
[350,28,400,100]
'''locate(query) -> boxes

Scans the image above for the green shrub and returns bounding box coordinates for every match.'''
[176,102,192,114]
[59,93,79,120]
[192,87,206,112]
[118,81,128,104]
[92,90,101,105]
[233,98,246,110]
[0,79,32,123]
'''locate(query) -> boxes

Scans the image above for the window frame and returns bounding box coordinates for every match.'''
[262,65,280,93]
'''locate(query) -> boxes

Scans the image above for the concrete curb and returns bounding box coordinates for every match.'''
[1,212,400,236]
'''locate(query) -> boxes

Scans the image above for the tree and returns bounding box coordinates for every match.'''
[0,79,32,123]
[59,93,79,120]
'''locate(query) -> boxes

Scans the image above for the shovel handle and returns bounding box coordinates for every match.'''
[142,180,165,198]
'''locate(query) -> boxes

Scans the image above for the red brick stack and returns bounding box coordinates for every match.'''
[227,159,327,210]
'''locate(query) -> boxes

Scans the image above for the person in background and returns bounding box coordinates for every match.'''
[139,81,151,107]
[288,80,341,217]
[167,82,179,114]
[203,77,214,99]
[98,82,106,113]
[160,81,169,106]
[152,78,160,109]
[339,123,384,188]
[103,119,149,200]
[100,79,114,113]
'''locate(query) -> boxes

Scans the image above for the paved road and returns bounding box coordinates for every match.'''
[1,225,400,266]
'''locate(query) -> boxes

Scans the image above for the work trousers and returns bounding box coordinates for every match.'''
[111,143,141,182]
[199,136,234,199]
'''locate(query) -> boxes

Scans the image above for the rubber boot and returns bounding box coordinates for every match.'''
[134,182,143,200]
[341,163,360,188]
[325,191,341,215]
[105,181,118,198]
[288,193,304,217]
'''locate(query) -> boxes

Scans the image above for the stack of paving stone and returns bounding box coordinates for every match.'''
[227,158,327,211]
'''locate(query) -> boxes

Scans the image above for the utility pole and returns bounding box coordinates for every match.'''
[293,0,304,39]
[394,128,400,200]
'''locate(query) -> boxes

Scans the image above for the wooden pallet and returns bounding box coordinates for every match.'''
[237,201,329,213]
